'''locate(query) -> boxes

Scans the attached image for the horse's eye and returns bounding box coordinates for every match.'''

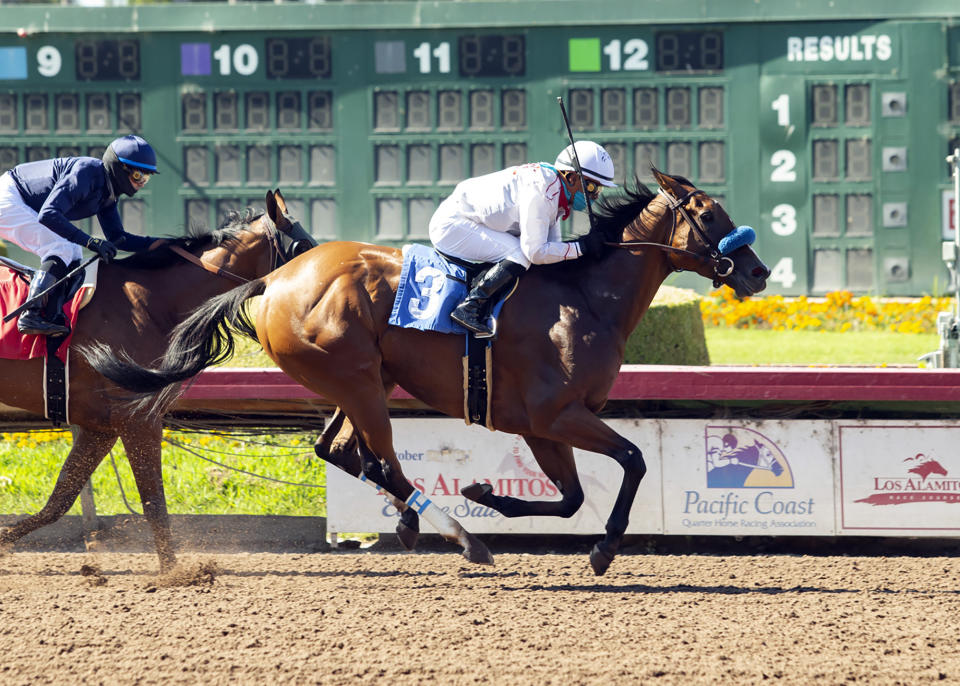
[701,210,714,223]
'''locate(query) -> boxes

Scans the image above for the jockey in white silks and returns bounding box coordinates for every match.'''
[429,141,617,337]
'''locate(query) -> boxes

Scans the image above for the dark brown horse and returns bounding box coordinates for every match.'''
[84,171,769,575]
[0,190,313,571]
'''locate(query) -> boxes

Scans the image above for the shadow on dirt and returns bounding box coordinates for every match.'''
[367,533,960,558]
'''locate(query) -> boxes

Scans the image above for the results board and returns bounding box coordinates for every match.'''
[0,2,958,296]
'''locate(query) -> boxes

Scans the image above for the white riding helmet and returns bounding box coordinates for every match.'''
[555,141,617,188]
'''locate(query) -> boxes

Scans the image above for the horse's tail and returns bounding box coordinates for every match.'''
[82,278,267,414]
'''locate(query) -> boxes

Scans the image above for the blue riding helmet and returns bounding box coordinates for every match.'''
[109,135,158,173]
[103,135,157,197]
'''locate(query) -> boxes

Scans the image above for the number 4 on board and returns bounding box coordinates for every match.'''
[768,257,797,289]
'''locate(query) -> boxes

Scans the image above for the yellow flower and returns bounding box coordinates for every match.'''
[702,289,950,334]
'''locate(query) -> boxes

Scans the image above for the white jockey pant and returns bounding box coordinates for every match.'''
[0,172,83,266]
[429,195,531,269]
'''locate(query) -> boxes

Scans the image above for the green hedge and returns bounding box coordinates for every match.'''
[623,285,710,365]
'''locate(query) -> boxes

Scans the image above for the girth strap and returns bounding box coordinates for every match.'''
[44,336,68,427]
[462,336,494,431]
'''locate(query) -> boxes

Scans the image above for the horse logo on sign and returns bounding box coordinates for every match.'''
[854,452,960,506]
[704,425,793,489]
[906,453,948,480]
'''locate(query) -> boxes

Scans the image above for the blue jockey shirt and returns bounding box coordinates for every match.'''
[9,157,152,252]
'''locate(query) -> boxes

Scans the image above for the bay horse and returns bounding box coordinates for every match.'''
[0,190,313,571]
[84,170,769,575]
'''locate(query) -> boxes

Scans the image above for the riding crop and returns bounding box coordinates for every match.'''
[557,96,599,233]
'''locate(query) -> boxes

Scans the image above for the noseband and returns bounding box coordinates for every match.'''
[605,187,736,287]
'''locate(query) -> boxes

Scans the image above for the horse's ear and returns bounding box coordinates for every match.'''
[265,190,278,221]
[273,189,288,214]
[652,167,685,199]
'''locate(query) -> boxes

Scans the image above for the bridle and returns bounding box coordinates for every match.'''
[604,187,736,287]
[169,210,312,284]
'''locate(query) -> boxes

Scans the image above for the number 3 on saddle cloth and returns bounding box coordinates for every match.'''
[0,261,95,426]
[389,243,510,429]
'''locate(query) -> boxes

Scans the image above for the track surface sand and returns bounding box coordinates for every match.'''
[1,550,958,684]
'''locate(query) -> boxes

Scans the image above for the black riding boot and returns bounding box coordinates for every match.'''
[450,260,526,337]
[17,266,70,338]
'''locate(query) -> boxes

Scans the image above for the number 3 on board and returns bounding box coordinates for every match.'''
[771,203,796,236]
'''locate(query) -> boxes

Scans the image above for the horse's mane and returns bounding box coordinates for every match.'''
[537,177,657,280]
[591,177,657,239]
[112,209,265,270]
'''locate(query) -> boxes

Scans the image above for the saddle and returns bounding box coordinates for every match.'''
[389,245,506,430]
[0,256,98,427]
[0,255,98,311]
[436,250,491,284]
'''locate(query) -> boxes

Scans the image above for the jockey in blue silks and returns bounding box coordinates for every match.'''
[0,135,165,336]
[428,141,616,337]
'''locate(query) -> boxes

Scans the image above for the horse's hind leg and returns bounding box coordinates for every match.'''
[341,394,492,565]
[462,435,585,518]
[314,407,420,550]
[0,427,117,551]
[120,423,176,572]
[314,407,358,471]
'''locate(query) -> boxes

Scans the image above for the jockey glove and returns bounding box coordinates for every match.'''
[87,237,118,264]
[576,231,606,257]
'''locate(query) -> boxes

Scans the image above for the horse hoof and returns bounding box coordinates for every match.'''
[461,482,493,503]
[462,533,494,566]
[589,542,615,576]
[396,521,419,551]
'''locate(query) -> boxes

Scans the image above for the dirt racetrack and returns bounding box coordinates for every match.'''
[1,548,959,685]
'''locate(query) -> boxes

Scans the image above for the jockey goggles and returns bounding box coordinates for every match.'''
[125,166,153,184]
[583,179,603,197]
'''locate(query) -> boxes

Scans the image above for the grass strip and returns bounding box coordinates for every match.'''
[0,430,326,517]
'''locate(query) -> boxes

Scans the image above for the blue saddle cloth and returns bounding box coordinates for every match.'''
[389,244,505,335]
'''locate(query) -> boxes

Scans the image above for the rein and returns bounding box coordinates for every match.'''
[169,215,293,284]
[604,188,735,286]
[169,245,249,284]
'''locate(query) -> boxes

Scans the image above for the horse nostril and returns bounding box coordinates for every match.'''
[752,266,770,278]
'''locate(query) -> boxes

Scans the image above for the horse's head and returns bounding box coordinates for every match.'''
[138,189,316,283]
[216,188,318,278]
[265,189,318,263]
[652,169,769,298]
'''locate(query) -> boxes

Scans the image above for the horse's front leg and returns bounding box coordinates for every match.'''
[462,435,585,518]
[121,423,176,572]
[314,407,420,550]
[537,403,647,576]
[0,427,117,552]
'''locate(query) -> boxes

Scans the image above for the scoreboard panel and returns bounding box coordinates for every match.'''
[172,32,341,240]
[0,2,958,297]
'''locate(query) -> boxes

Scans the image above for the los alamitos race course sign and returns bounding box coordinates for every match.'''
[839,423,960,534]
